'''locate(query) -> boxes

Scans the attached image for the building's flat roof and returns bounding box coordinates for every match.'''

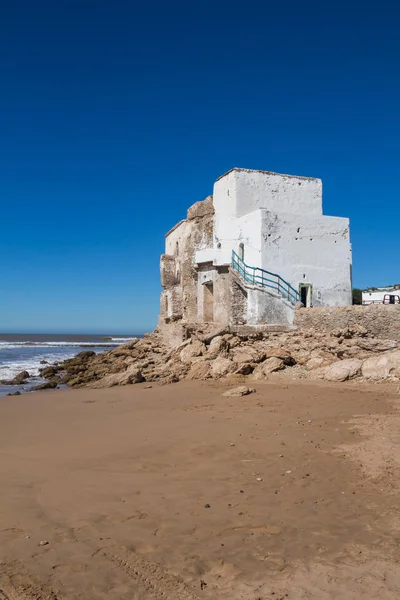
[215,167,319,183]
[165,219,186,238]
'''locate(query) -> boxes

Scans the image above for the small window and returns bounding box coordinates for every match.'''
[175,241,179,255]
[239,243,244,261]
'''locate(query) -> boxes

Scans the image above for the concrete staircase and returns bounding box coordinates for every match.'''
[231,251,300,326]
[231,251,300,305]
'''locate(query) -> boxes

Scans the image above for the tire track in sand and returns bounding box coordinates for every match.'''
[0,563,61,600]
[102,543,200,600]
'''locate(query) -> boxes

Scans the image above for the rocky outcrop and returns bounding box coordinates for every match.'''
[211,357,236,378]
[317,359,363,382]
[91,365,144,388]
[186,360,211,380]
[0,370,30,385]
[34,321,400,391]
[179,340,206,364]
[252,357,284,379]
[361,350,400,380]
[31,380,59,391]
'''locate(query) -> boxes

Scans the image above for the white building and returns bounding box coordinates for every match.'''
[159,168,352,328]
[362,287,400,305]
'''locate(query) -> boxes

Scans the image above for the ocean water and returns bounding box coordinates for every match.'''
[0,333,139,396]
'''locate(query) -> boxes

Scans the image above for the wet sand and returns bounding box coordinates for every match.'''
[1,379,400,599]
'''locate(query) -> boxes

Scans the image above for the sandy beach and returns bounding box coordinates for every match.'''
[1,379,400,599]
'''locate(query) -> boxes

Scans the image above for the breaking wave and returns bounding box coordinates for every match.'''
[0,339,137,350]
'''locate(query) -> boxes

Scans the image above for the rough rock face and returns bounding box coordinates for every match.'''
[318,359,363,382]
[91,365,144,388]
[186,360,211,380]
[252,357,284,379]
[179,340,206,364]
[211,357,236,378]
[361,350,400,380]
[207,336,229,359]
[37,320,400,391]
[0,370,30,385]
[31,380,58,391]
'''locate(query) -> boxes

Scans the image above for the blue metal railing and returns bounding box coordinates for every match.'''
[231,250,300,305]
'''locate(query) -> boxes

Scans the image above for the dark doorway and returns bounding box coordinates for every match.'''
[203,283,214,322]
[299,283,312,307]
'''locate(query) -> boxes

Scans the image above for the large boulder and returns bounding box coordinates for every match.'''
[0,370,30,385]
[63,351,96,367]
[180,340,206,364]
[207,336,229,359]
[14,370,30,383]
[91,364,145,388]
[362,350,400,380]
[265,347,295,365]
[210,357,235,378]
[14,370,29,384]
[186,360,211,380]
[31,380,58,391]
[231,346,266,365]
[306,357,330,371]
[39,366,61,378]
[322,359,363,382]
[252,357,285,379]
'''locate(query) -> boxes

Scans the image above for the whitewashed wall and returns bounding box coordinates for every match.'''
[210,168,352,307]
[362,290,400,304]
[234,169,322,218]
[260,210,352,306]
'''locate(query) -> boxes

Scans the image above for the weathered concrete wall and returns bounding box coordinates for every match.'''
[229,274,294,326]
[214,267,231,325]
[160,254,179,288]
[159,196,214,330]
[195,265,232,325]
[196,264,215,323]
[248,288,294,325]
[230,279,247,325]
[295,305,400,340]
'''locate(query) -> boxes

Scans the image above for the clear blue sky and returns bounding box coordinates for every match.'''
[1,1,399,333]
